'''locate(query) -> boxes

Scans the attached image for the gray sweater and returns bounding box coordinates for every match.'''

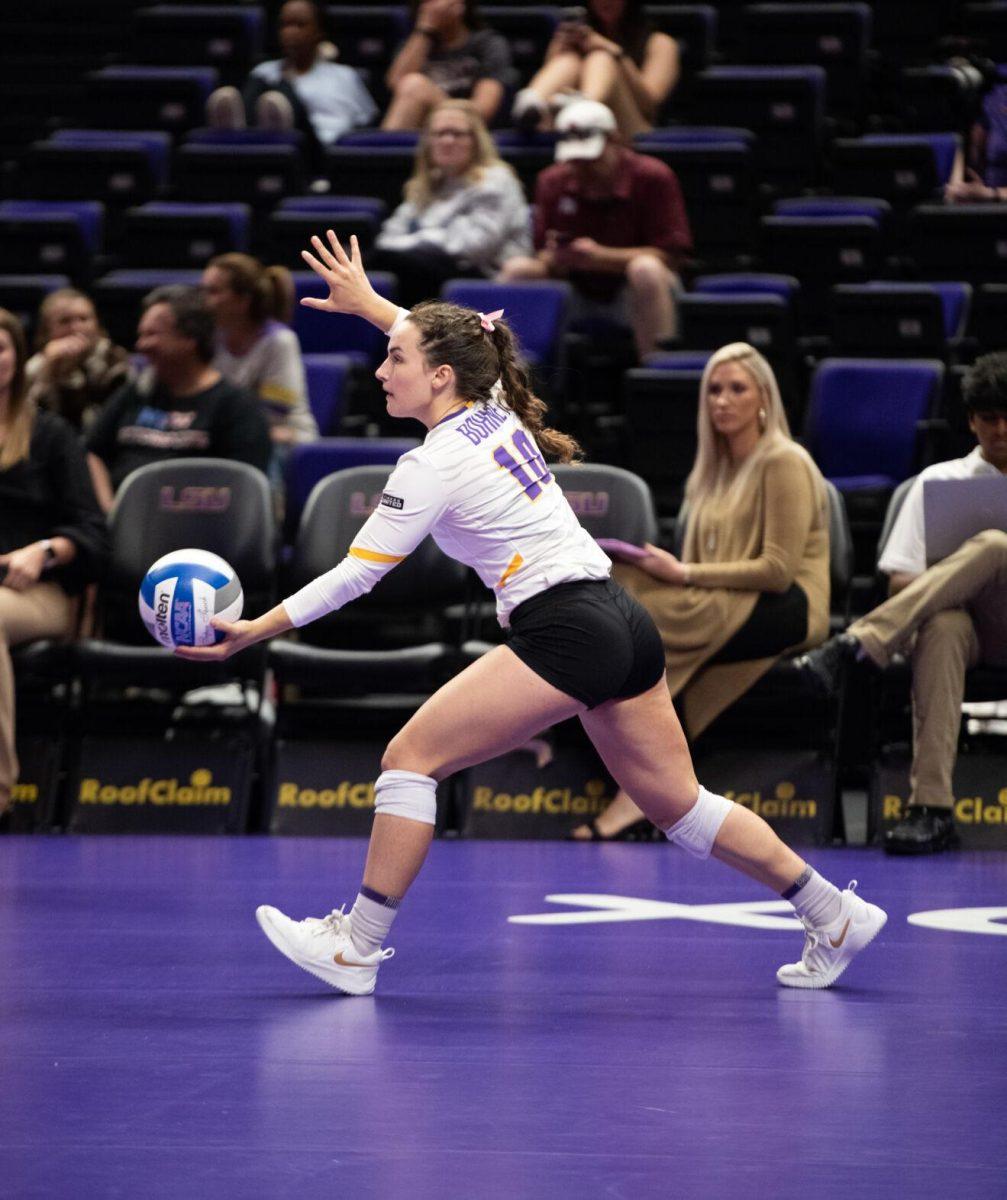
[376,163,531,275]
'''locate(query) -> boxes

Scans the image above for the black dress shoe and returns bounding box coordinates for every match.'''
[792,632,860,696]
[884,805,958,856]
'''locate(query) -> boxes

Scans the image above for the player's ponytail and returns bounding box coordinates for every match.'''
[407,301,582,463]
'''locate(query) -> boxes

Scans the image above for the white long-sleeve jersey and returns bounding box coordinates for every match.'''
[282,399,612,629]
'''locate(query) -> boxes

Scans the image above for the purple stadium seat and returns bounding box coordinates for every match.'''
[50,130,172,187]
[301,353,355,435]
[280,195,388,220]
[92,268,204,347]
[121,202,251,268]
[292,269,398,359]
[439,279,572,369]
[85,66,219,134]
[284,437,420,528]
[132,6,264,82]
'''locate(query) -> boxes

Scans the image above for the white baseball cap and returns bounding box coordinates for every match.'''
[554,99,616,162]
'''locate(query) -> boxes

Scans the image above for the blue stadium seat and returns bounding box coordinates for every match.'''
[830,134,961,210]
[322,146,417,208]
[0,275,73,342]
[132,6,265,83]
[972,283,1007,354]
[897,65,980,132]
[621,366,702,516]
[759,215,881,330]
[641,350,713,370]
[830,284,956,358]
[908,204,1007,284]
[635,126,753,147]
[324,6,410,72]
[16,140,164,211]
[280,195,388,220]
[50,130,172,188]
[740,3,872,113]
[92,268,204,347]
[284,437,420,531]
[773,196,892,229]
[122,202,251,268]
[691,66,826,188]
[301,353,355,435]
[174,144,304,207]
[292,269,398,358]
[0,201,104,281]
[804,358,945,495]
[440,279,571,370]
[186,127,306,152]
[692,272,801,305]
[267,209,381,269]
[85,66,219,134]
[645,5,718,97]
[333,130,420,148]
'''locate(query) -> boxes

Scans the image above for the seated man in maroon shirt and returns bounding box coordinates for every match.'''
[499,98,691,359]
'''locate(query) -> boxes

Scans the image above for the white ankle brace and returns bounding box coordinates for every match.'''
[374,769,437,825]
[663,785,734,859]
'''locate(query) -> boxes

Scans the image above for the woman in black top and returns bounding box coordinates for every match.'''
[0,309,108,815]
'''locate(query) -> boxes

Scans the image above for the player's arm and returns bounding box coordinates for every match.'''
[300,230,400,332]
[176,457,447,661]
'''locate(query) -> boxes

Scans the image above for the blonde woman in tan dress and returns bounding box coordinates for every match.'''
[574,342,831,839]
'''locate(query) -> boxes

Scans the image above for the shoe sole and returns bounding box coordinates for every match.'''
[777,904,888,990]
[254,906,376,996]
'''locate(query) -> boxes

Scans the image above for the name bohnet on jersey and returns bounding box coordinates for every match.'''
[456,404,508,446]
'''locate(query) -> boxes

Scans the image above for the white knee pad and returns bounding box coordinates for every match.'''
[663,785,734,859]
[374,769,437,826]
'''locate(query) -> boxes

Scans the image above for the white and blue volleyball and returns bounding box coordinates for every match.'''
[139,549,243,648]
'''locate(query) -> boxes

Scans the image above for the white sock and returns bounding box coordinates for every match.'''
[349,887,399,956]
[782,867,843,928]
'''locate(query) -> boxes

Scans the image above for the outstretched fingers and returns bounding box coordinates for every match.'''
[325,228,352,268]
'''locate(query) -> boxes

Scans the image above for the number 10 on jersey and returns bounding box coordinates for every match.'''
[493,430,552,500]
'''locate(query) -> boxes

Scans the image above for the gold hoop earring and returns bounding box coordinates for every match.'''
[758,407,767,431]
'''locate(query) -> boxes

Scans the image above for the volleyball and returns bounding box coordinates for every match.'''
[139,549,243,649]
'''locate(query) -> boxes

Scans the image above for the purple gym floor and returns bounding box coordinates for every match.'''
[3,837,1006,1200]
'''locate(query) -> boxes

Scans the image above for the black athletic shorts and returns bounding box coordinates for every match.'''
[506,578,666,709]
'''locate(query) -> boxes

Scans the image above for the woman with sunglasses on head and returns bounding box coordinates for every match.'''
[178,232,886,998]
[371,100,530,307]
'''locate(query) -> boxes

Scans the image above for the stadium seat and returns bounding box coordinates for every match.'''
[908,204,1007,284]
[132,5,265,84]
[830,282,971,358]
[440,279,571,370]
[692,272,801,305]
[972,283,1007,353]
[804,357,945,497]
[50,130,172,188]
[301,352,355,435]
[963,1,1007,59]
[691,66,826,189]
[284,436,419,531]
[740,3,872,114]
[772,195,892,232]
[633,137,757,263]
[266,209,381,269]
[0,275,72,341]
[174,144,304,207]
[897,65,981,132]
[322,146,417,209]
[621,365,703,517]
[76,458,276,688]
[274,461,467,651]
[552,462,660,548]
[0,201,104,282]
[185,127,306,153]
[324,6,410,72]
[830,134,961,211]
[292,269,397,358]
[92,268,204,347]
[84,66,219,134]
[121,202,251,268]
[279,195,388,220]
[641,350,713,370]
[759,215,882,331]
[15,140,163,212]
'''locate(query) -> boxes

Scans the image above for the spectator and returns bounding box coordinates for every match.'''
[511,0,679,138]
[370,100,531,306]
[499,99,690,359]
[206,0,377,165]
[572,343,830,839]
[86,286,271,512]
[24,289,131,433]
[0,308,108,816]
[202,253,318,456]
[796,351,1007,856]
[945,81,1007,202]
[382,0,514,131]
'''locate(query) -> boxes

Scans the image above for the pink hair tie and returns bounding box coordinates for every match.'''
[478,308,504,332]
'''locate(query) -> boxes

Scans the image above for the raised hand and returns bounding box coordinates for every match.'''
[300,231,400,331]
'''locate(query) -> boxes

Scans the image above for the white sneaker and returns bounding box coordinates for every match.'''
[776,881,887,990]
[255,905,394,996]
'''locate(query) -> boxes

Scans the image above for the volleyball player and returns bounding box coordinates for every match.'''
[178,231,886,995]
